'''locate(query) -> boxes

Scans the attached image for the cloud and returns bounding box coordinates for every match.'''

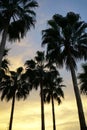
[7,36,41,70]
[1,1,87,130]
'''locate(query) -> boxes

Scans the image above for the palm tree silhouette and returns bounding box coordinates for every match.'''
[78,63,87,95]
[0,0,38,66]
[1,49,10,71]
[0,49,10,83]
[0,67,30,130]
[42,12,87,130]
[25,51,49,130]
[43,65,65,130]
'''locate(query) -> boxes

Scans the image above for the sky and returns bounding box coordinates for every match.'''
[0,0,87,130]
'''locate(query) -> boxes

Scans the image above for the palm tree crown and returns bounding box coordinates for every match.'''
[0,0,38,40]
[42,12,87,69]
[0,66,30,101]
[43,73,64,104]
[25,51,47,89]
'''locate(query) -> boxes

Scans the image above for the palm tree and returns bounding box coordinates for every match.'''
[0,67,30,130]
[43,68,65,130]
[0,0,38,66]
[25,51,47,130]
[78,63,87,95]
[42,12,87,130]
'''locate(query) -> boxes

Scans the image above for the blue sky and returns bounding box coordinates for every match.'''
[1,1,87,130]
[7,0,87,67]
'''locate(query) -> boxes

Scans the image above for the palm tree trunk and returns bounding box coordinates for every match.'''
[0,29,8,67]
[70,61,87,130]
[51,95,56,130]
[40,81,45,130]
[9,93,16,130]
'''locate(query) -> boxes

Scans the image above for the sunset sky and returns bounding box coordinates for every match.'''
[0,0,87,130]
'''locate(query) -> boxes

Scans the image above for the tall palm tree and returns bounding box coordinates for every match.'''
[43,68,65,130]
[0,67,30,130]
[0,0,38,66]
[25,51,48,130]
[78,63,87,95]
[42,12,87,130]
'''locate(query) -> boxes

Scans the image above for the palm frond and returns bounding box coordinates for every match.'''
[78,63,87,95]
